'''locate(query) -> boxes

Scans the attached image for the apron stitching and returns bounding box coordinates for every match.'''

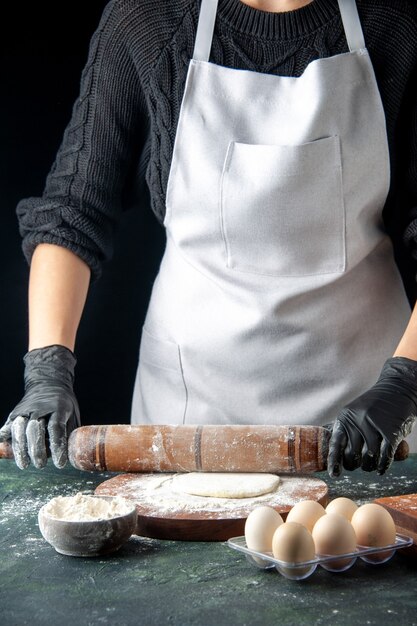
[336,137,347,272]
[177,344,189,425]
[219,140,234,268]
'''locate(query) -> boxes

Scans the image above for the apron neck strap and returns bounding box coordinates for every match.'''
[192,0,365,63]
[193,0,219,62]
[338,0,365,52]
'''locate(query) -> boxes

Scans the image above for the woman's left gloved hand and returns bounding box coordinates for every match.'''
[327,357,417,477]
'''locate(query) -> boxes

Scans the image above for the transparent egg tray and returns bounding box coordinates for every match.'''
[227,534,413,580]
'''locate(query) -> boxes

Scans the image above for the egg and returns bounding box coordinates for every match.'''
[286,500,326,532]
[312,513,357,570]
[244,506,283,564]
[272,522,316,578]
[326,497,358,521]
[351,503,396,561]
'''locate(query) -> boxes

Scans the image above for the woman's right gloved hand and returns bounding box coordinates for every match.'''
[0,345,80,469]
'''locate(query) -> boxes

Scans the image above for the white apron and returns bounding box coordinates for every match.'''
[132,0,414,449]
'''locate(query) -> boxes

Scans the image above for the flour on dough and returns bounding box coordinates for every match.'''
[172,472,280,499]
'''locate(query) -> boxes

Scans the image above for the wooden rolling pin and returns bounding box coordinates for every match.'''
[69,424,409,473]
[0,425,409,473]
[69,424,329,473]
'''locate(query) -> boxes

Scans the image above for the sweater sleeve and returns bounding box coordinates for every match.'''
[16,0,149,280]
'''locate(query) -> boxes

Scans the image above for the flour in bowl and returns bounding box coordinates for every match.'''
[43,493,135,521]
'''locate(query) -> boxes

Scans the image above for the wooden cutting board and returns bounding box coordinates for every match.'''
[374,494,417,558]
[95,473,328,541]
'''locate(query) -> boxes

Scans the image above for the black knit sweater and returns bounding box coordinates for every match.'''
[17,0,417,283]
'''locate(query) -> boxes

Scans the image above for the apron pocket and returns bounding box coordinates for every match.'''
[136,327,187,424]
[220,136,345,276]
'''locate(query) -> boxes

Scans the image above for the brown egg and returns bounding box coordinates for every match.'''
[326,497,358,521]
[351,503,396,561]
[286,500,326,532]
[312,513,357,570]
[272,522,316,578]
[245,506,283,564]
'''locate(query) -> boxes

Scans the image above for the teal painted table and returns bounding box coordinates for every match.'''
[1,458,417,626]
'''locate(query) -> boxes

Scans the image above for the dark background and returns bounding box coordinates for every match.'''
[1,1,165,427]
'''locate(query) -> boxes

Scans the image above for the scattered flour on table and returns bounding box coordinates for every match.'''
[42,492,135,521]
[0,480,98,522]
[0,485,91,558]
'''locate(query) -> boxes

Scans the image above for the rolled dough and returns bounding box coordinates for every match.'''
[172,472,280,499]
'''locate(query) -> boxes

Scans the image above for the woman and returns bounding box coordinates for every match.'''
[2,0,417,476]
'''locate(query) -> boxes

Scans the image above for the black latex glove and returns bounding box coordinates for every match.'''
[0,345,80,469]
[327,357,417,477]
